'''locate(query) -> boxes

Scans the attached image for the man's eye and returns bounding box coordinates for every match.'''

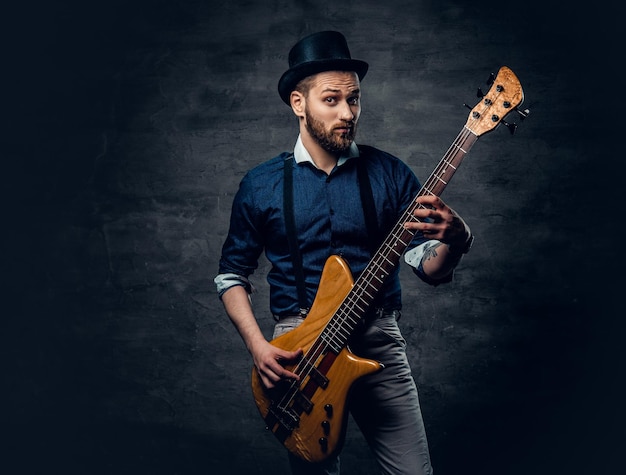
[325,97,335,103]
[348,97,360,105]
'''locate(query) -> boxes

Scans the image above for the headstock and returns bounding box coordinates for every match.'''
[464,66,526,137]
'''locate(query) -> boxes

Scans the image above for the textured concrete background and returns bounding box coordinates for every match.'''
[2,1,623,474]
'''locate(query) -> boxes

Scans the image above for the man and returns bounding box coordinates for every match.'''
[215,31,473,475]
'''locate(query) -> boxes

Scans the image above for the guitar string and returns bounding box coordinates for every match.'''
[273,92,499,415]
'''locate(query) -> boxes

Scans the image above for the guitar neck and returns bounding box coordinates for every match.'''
[322,66,525,349]
[418,127,478,198]
[323,127,479,349]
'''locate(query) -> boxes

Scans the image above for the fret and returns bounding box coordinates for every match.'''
[350,299,367,315]
[453,143,468,154]
[355,294,369,308]
[434,174,448,185]
[442,158,457,170]
[324,323,346,340]
[345,314,359,327]
[382,256,395,265]
[327,339,343,354]
[386,241,401,255]
[389,247,402,258]
[356,283,376,301]
[365,280,379,294]
[319,332,337,351]
[361,288,374,301]
[336,326,350,340]
[366,265,387,281]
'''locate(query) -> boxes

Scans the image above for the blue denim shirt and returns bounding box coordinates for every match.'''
[216,141,443,317]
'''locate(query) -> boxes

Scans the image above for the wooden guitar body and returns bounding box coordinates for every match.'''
[251,255,382,463]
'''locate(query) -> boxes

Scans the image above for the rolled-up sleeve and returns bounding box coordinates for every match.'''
[217,172,265,278]
[404,240,453,286]
[214,273,253,298]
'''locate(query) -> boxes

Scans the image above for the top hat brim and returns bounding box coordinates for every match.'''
[278,58,369,105]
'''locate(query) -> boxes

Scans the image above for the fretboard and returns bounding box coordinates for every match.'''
[322,126,479,351]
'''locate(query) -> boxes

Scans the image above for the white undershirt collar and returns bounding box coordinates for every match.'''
[293,134,360,168]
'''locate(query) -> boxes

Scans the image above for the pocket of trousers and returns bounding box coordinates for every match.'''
[273,315,305,339]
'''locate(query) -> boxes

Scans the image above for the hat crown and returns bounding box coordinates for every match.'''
[288,31,352,68]
[277,31,368,105]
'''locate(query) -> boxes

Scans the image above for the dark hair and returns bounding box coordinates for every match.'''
[294,75,316,98]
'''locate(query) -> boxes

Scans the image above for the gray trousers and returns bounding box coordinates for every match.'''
[273,311,433,475]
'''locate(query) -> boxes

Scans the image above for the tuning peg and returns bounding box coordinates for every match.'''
[501,119,518,135]
[516,107,530,120]
[463,103,472,110]
[475,73,496,98]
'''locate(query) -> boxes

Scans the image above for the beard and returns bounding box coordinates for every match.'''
[305,109,357,154]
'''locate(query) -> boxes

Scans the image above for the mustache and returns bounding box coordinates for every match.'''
[334,121,356,129]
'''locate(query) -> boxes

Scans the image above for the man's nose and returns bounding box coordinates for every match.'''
[339,101,355,121]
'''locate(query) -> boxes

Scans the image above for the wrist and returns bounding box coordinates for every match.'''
[448,232,474,256]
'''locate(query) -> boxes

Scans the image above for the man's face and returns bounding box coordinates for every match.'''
[301,71,361,154]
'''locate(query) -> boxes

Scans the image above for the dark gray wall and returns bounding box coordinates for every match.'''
[3,1,623,474]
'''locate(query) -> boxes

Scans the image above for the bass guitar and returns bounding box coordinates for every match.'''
[251,66,526,462]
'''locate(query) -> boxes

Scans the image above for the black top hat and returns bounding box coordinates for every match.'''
[277,31,369,105]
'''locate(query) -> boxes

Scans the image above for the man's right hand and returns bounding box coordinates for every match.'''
[251,340,303,389]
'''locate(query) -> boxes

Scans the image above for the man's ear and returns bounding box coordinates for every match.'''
[290,91,305,118]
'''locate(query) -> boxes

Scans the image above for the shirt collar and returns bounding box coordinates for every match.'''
[293,134,360,168]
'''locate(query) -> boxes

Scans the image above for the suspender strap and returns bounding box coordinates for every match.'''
[356,156,380,255]
[283,153,379,314]
[283,155,309,314]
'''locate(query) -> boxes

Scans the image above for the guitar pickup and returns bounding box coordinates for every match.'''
[301,359,329,389]
[294,391,313,414]
[310,366,329,388]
